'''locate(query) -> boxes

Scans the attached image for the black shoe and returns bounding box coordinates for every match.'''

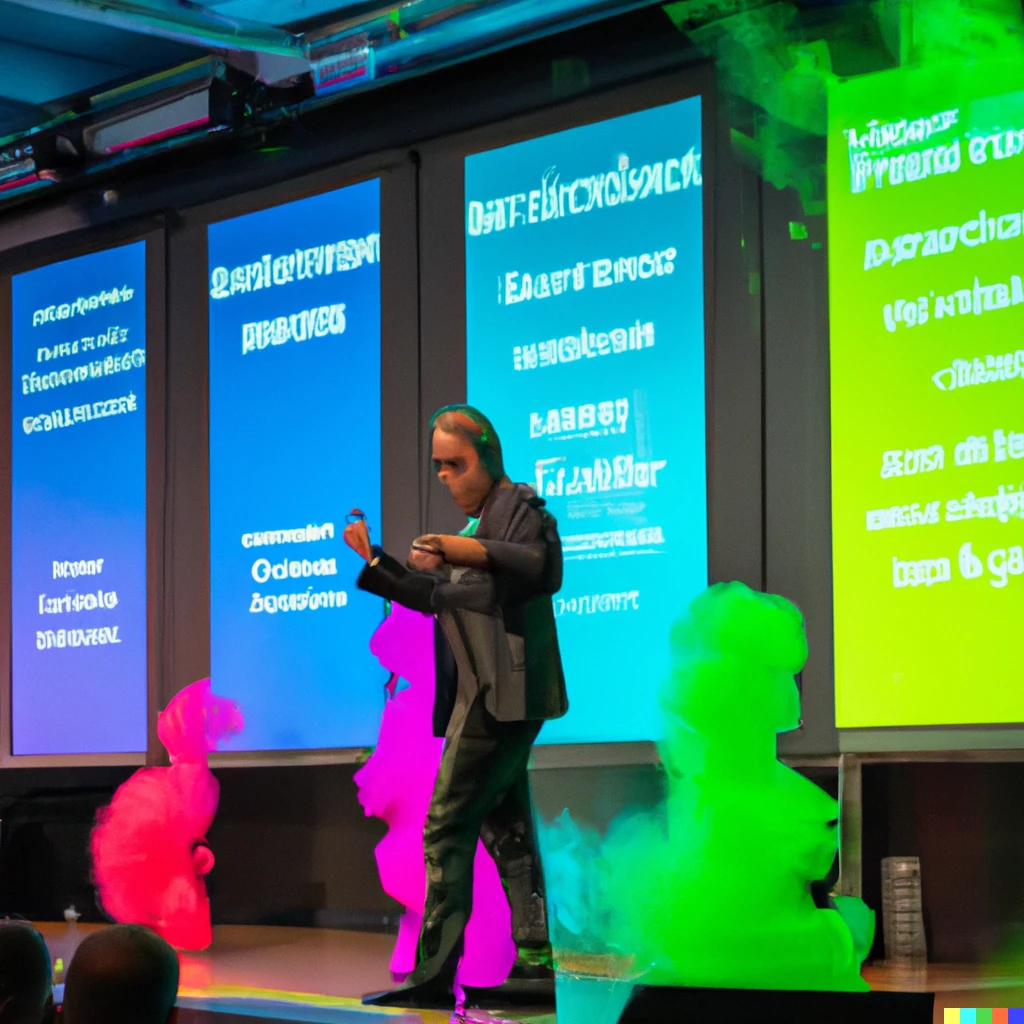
[461,979,556,1009]
[361,977,454,1009]
[508,959,555,981]
[512,941,554,976]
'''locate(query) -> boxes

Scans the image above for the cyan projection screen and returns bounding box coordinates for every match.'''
[420,76,712,751]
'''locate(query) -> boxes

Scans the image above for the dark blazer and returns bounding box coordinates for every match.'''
[357,481,569,737]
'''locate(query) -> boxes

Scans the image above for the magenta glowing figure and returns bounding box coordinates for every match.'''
[354,602,517,991]
[91,679,243,951]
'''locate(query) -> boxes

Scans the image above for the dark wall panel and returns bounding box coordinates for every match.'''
[206,766,397,929]
[706,97,763,593]
[761,181,837,759]
[861,762,1024,964]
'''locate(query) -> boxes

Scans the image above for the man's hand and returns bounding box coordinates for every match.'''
[408,537,444,572]
[343,519,373,562]
[414,534,489,569]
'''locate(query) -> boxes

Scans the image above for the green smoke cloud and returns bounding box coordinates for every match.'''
[541,581,873,991]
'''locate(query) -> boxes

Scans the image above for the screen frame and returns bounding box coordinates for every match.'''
[416,68,716,766]
[822,64,1024,755]
[0,221,166,768]
[166,149,419,767]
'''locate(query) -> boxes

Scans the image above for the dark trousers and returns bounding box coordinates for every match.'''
[410,694,548,987]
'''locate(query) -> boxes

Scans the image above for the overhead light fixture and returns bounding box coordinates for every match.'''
[0,157,59,193]
[305,12,401,97]
[0,156,36,186]
[83,78,217,157]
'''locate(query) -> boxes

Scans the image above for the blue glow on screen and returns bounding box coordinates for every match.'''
[465,97,707,745]
[208,179,384,752]
[12,241,148,756]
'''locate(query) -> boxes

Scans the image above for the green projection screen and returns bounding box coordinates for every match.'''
[829,61,1024,728]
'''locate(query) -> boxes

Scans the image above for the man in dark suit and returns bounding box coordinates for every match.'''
[344,405,568,1004]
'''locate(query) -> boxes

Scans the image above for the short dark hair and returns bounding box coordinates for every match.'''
[0,922,51,1024]
[62,925,178,1024]
[429,405,504,479]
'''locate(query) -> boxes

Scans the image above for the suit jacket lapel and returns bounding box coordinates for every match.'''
[476,483,518,542]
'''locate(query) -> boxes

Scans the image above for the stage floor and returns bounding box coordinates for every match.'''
[36,922,551,1024]
[32,922,1024,1023]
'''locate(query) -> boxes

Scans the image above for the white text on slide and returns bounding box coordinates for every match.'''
[534,454,666,497]
[32,286,135,327]
[501,248,677,305]
[555,591,640,616]
[242,303,346,354]
[864,208,1024,271]
[514,321,654,370]
[467,149,701,236]
[210,235,379,299]
[531,398,629,439]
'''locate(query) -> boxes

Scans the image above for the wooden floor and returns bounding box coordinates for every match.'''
[864,961,1024,1018]
[40,922,396,998]
[36,922,547,1023]
[32,922,1024,1022]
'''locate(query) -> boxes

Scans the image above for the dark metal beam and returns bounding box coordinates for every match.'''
[2,0,305,57]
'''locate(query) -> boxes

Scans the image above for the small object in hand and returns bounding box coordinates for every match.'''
[412,534,443,553]
[343,510,374,563]
[411,539,444,564]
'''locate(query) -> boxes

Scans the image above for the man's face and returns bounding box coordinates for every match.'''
[432,428,493,516]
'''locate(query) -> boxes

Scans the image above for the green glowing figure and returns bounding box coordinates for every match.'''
[543,582,873,995]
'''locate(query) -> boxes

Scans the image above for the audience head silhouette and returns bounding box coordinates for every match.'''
[62,925,178,1024]
[0,921,52,1024]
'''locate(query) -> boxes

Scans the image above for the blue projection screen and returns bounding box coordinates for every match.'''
[208,178,384,752]
[12,240,149,756]
[465,96,708,745]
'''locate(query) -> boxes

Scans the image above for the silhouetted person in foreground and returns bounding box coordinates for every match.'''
[0,921,52,1024]
[61,925,178,1024]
